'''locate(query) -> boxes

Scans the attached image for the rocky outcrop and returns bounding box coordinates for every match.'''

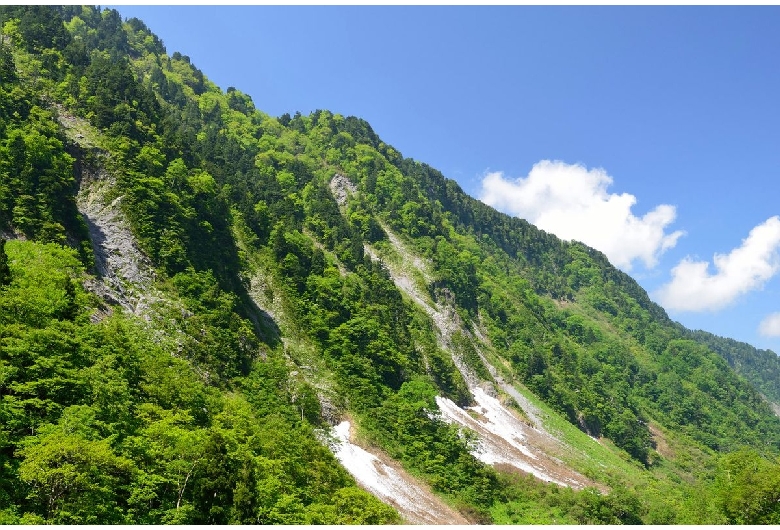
[329,173,357,210]
[56,105,161,319]
[78,174,159,316]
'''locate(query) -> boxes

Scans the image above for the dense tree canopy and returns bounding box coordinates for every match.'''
[1,5,780,524]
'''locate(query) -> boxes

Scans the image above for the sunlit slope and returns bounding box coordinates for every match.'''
[0,5,779,524]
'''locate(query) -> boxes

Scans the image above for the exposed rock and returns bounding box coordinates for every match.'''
[366,223,597,490]
[329,173,357,209]
[318,392,340,426]
[55,103,162,318]
[77,175,159,316]
[478,381,498,398]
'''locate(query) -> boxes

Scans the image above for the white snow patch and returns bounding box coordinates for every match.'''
[353,212,592,491]
[329,421,466,525]
[436,391,568,487]
[469,387,536,459]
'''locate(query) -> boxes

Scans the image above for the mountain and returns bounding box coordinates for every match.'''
[2,5,780,524]
[686,328,780,409]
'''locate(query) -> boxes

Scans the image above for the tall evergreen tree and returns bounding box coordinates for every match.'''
[0,239,10,286]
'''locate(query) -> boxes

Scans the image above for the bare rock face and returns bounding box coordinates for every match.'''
[479,381,499,398]
[55,104,160,318]
[74,156,161,318]
[317,392,340,426]
[329,173,357,209]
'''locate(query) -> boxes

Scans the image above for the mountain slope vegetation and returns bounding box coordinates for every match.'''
[686,328,780,408]
[2,5,780,524]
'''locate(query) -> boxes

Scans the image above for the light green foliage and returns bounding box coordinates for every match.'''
[363,379,498,519]
[713,449,780,524]
[17,414,134,524]
[0,240,85,326]
[3,5,780,525]
[492,472,646,525]
[0,240,398,523]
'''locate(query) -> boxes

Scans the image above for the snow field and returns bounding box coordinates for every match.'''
[435,390,568,486]
[330,421,467,524]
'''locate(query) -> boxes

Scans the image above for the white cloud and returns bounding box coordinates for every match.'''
[478,160,684,270]
[759,312,780,337]
[655,216,780,312]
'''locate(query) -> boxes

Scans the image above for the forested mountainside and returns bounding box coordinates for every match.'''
[686,328,780,408]
[2,5,780,524]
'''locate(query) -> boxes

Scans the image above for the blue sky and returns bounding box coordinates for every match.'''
[110,5,780,353]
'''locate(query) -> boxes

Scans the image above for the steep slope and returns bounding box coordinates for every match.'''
[687,328,780,409]
[66,118,159,316]
[328,420,470,525]
[2,5,780,524]
[360,215,593,489]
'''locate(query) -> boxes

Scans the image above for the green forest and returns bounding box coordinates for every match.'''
[2,5,780,524]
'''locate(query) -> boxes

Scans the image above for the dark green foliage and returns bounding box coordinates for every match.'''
[364,379,498,514]
[81,52,161,142]
[647,339,780,451]
[0,6,71,53]
[0,239,10,286]
[430,237,479,314]
[0,41,16,83]
[689,328,780,406]
[4,6,780,525]
[170,268,257,380]
[0,240,398,524]
[0,30,91,262]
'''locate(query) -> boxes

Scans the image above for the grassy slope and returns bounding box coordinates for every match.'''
[2,6,780,523]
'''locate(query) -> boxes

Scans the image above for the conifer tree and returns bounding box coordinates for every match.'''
[0,239,10,286]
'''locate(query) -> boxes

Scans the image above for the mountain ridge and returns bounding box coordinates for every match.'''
[1,5,780,524]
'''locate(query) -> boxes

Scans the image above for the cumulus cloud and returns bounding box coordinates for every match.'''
[759,312,780,338]
[479,160,684,270]
[655,216,780,312]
